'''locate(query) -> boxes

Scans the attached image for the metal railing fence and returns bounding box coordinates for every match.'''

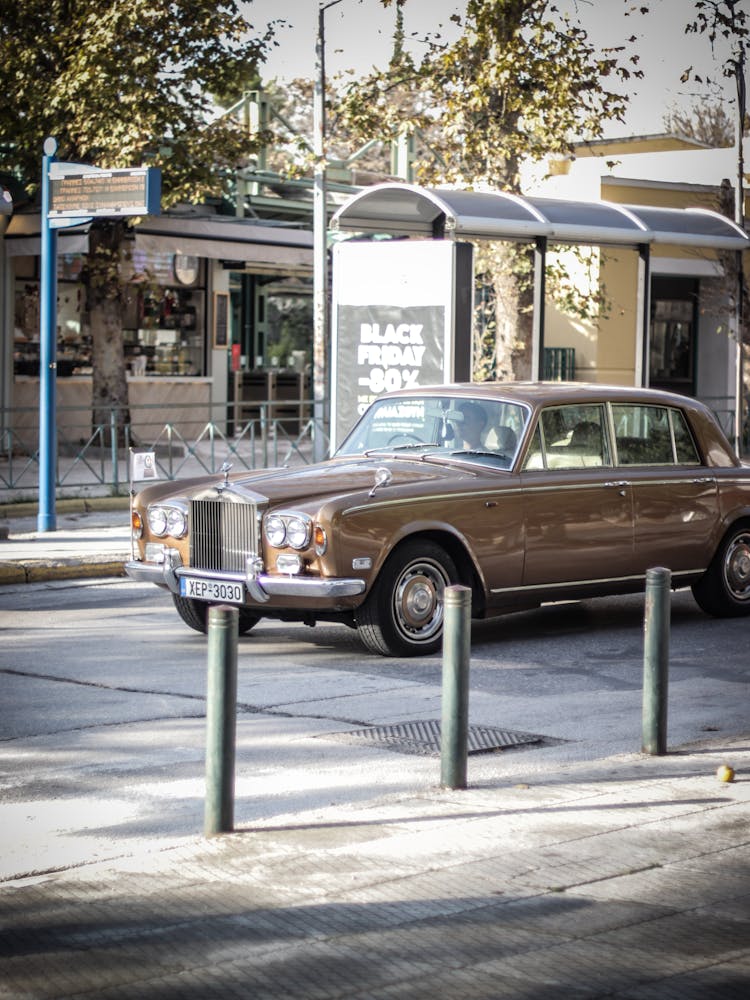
[0,400,328,501]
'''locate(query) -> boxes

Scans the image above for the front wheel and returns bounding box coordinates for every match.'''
[172,594,261,635]
[355,540,459,656]
[692,522,750,617]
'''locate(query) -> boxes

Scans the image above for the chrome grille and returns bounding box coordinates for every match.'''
[190,498,258,573]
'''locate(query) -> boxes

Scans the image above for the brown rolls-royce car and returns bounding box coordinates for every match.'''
[125,383,750,656]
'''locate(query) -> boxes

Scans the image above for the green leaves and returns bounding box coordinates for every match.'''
[337,0,643,192]
[0,0,274,205]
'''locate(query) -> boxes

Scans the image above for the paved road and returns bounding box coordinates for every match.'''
[1,576,748,880]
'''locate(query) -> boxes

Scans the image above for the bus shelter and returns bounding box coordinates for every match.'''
[330,182,749,388]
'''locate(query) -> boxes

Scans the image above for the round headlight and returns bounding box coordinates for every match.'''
[286,516,311,550]
[166,507,187,538]
[265,514,287,548]
[148,506,168,536]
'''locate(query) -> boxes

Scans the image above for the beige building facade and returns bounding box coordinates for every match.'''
[522,135,750,437]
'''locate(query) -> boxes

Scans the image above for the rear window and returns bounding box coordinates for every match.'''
[612,404,700,465]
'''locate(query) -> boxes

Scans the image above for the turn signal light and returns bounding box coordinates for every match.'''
[314,525,327,556]
[131,509,143,539]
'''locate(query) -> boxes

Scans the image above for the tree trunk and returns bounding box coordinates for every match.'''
[86,221,130,446]
[512,256,535,380]
[482,241,535,382]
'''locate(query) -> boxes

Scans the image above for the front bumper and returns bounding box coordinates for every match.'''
[124,550,366,603]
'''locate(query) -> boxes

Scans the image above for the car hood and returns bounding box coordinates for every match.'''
[153,456,480,509]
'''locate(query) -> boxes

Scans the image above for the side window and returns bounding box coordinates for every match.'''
[522,424,544,470]
[538,404,610,469]
[612,405,699,465]
[671,409,701,464]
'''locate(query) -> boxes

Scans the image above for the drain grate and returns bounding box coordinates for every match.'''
[319,720,544,757]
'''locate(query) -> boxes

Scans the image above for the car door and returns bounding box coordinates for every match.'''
[519,403,636,588]
[611,403,718,578]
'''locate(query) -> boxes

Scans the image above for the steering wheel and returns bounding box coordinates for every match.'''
[387,432,423,445]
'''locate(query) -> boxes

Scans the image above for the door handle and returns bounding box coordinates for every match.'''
[605,480,629,497]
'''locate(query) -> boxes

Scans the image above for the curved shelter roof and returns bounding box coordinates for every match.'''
[331,182,749,251]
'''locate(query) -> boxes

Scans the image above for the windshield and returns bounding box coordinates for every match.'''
[336,394,529,469]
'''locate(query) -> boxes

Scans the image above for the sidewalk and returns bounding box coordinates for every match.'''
[0,498,130,585]
[1,738,748,998]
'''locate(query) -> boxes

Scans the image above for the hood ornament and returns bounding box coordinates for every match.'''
[218,460,233,493]
[369,466,392,498]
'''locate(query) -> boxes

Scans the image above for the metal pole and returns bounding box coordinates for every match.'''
[441,584,471,789]
[312,1,343,464]
[642,567,671,756]
[110,409,119,496]
[733,42,746,454]
[205,605,239,836]
[532,236,547,380]
[38,137,58,532]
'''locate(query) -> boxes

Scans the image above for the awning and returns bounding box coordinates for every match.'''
[4,213,91,255]
[3,211,314,273]
[331,182,750,251]
[134,215,313,274]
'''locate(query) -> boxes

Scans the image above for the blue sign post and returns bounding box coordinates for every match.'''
[38,138,60,532]
[37,138,160,531]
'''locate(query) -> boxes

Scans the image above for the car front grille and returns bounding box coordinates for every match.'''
[190,498,259,573]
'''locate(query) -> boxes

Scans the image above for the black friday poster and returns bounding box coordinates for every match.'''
[331,240,472,448]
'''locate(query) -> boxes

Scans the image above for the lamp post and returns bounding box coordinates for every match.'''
[733,41,746,455]
[312,0,342,462]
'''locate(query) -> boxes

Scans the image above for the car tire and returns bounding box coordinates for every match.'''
[172,594,261,635]
[356,540,459,656]
[692,521,750,617]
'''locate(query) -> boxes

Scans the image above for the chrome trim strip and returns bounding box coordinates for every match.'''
[490,568,703,595]
[179,567,246,584]
[259,576,366,598]
[344,488,518,517]
[344,475,720,515]
[518,478,713,494]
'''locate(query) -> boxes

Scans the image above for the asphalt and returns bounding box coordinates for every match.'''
[1,498,749,998]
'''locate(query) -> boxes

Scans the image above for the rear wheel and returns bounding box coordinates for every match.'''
[692,522,750,617]
[356,540,459,656]
[172,594,260,635]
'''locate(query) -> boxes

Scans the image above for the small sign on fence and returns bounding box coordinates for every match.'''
[130,450,158,482]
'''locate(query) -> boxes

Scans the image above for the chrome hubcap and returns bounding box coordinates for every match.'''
[394,561,448,640]
[724,532,750,601]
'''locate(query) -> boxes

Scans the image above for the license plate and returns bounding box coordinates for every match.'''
[180,576,245,604]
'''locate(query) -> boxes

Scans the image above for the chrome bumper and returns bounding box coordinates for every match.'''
[124,552,366,603]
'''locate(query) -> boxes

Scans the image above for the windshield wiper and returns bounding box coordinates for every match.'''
[450,449,508,460]
[364,442,440,456]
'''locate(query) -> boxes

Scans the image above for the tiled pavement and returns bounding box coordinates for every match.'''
[1,742,748,999]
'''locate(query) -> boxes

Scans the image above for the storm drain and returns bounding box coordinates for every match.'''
[319,720,544,757]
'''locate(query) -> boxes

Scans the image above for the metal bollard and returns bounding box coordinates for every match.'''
[205,605,239,836]
[642,567,671,756]
[441,584,472,789]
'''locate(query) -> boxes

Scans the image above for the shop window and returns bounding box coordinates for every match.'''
[13,256,90,377]
[262,277,313,373]
[123,252,206,376]
[13,249,208,379]
[649,277,697,394]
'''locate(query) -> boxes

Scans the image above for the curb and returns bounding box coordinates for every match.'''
[0,558,127,586]
[0,496,130,521]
